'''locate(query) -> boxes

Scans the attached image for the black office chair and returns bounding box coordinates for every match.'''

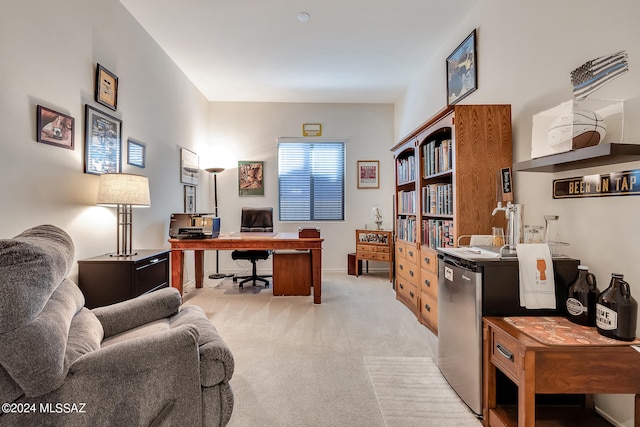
[232,207,273,288]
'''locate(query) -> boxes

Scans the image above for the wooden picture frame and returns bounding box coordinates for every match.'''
[84,104,122,175]
[36,105,74,149]
[127,138,146,168]
[180,148,199,185]
[446,29,477,105]
[357,160,379,189]
[184,185,196,213]
[95,64,118,111]
[238,161,264,196]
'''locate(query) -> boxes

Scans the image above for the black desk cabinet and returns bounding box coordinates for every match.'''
[78,250,170,308]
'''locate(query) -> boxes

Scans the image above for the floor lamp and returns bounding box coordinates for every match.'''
[206,167,225,279]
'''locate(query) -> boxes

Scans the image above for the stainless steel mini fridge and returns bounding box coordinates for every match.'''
[436,248,579,416]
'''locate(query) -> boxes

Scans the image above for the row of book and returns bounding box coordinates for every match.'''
[421,183,453,215]
[396,217,416,243]
[422,219,455,249]
[422,139,452,177]
[396,155,416,184]
[397,190,416,215]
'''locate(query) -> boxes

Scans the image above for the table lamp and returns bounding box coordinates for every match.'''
[205,167,225,279]
[96,173,150,256]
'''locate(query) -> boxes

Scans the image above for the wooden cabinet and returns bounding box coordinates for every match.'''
[78,250,170,308]
[355,229,393,282]
[391,105,513,334]
[483,317,640,426]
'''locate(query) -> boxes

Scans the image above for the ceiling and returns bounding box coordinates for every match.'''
[119,0,478,104]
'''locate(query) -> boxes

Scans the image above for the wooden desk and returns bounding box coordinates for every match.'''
[169,232,324,304]
[483,316,640,426]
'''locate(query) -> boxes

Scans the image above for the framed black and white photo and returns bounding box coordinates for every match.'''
[446,29,477,105]
[36,105,74,149]
[95,64,118,111]
[127,138,146,168]
[84,105,122,175]
[180,148,199,185]
[184,185,196,213]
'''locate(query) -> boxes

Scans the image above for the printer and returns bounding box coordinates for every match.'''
[169,213,220,239]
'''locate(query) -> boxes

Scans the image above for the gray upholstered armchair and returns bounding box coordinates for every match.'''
[0,225,234,426]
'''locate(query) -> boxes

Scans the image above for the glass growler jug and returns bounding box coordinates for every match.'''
[596,273,638,341]
[565,265,599,326]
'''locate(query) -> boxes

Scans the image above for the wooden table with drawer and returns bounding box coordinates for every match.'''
[483,316,640,427]
[355,229,393,282]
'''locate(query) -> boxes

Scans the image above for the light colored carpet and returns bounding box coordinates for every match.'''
[365,356,482,427]
[182,270,473,426]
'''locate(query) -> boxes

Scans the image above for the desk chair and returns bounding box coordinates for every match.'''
[232,207,273,288]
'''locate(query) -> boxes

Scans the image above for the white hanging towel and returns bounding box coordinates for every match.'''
[516,243,556,309]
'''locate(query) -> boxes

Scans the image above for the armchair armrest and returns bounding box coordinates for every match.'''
[92,287,182,338]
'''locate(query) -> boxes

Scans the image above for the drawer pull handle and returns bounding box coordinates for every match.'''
[399,283,404,289]
[424,257,430,264]
[424,303,431,311]
[496,343,514,362]
[400,265,404,270]
[150,258,160,264]
[399,247,403,253]
[408,251,414,257]
[424,279,430,287]
[409,270,414,277]
[409,291,414,298]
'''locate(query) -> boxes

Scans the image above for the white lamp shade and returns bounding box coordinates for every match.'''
[96,173,151,207]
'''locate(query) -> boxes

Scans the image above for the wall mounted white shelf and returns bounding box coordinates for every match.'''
[513,143,640,173]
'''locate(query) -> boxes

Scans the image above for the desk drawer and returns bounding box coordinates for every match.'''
[490,326,524,383]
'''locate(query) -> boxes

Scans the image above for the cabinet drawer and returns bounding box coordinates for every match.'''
[134,253,169,296]
[404,244,418,264]
[420,248,438,274]
[420,268,438,299]
[358,252,377,261]
[396,257,418,283]
[397,277,418,309]
[356,244,373,252]
[375,246,390,253]
[420,291,438,328]
[396,240,407,259]
[490,326,525,383]
[376,252,390,261]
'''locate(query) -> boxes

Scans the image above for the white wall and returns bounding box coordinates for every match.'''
[396,1,640,424]
[202,102,395,276]
[0,0,209,280]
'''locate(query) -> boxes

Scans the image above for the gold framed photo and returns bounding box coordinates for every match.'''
[95,64,118,111]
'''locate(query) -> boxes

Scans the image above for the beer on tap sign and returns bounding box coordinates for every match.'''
[553,169,640,199]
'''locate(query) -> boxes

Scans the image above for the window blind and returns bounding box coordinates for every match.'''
[278,140,345,221]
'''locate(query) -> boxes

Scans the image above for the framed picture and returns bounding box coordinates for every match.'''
[180,148,199,185]
[84,104,122,175]
[446,29,477,105]
[95,64,118,111]
[357,160,379,189]
[184,185,196,213]
[238,161,264,196]
[36,105,74,149]
[127,138,146,168]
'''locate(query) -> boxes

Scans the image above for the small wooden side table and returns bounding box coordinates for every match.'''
[355,229,393,282]
[483,316,640,426]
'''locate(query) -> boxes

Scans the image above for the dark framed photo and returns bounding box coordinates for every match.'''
[84,104,122,175]
[184,185,196,213]
[36,105,74,149]
[357,160,380,189]
[238,161,264,196]
[127,138,146,168]
[95,64,118,111]
[180,148,199,185]
[446,29,477,105]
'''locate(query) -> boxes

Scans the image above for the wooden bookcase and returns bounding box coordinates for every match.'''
[391,105,513,334]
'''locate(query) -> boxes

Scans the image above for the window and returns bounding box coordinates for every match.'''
[278,138,345,221]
